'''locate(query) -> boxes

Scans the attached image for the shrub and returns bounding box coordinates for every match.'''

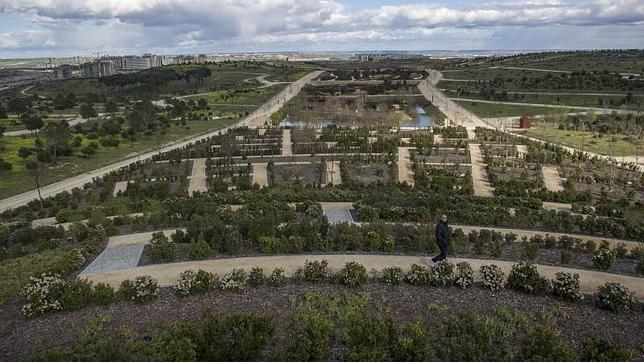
[595,282,638,313]
[276,299,333,361]
[580,334,634,361]
[381,266,404,285]
[118,275,160,303]
[524,242,539,261]
[390,322,436,362]
[59,278,94,312]
[258,236,282,254]
[382,235,395,253]
[560,249,572,264]
[200,313,274,361]
[480,265,505,291]
[268,268,286,287]
[221,269,248,292]
[149,232,175,262]
[506,262,550,295]
[333,261,368,287]
[430,261,454,287]
[517,325,577,361]
[303,260,329,283]
[189,237,212,259]
[592,248,616,270]
[21,273,67,318]
[405,264,431,286]
[248,267,265,287]
[454,262,474,289]
[436,312,513,361]
[175,270,218,296]
[551,272,583,302]
[92,283,116,305]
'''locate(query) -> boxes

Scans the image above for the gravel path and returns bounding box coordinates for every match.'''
[468,143,494,197]
[252,163,269,187]
[542,165,566,192]
[187,158,207,195]
[397,147,415,186]
[80,254,644,300]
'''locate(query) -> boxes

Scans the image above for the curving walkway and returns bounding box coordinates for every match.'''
[79,254,644,300]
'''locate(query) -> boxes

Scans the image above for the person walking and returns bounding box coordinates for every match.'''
[432,214,451,263]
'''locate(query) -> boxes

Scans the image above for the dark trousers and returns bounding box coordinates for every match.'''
[432,243,448,262]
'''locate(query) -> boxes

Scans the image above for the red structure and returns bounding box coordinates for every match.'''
[519,115,532,129]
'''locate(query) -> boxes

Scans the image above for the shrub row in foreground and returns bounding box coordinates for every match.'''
[22,260,640,318]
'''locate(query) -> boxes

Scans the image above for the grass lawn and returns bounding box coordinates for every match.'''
[182,84,286,106]
[456,100,570,118]
[0,117,236,199]
[519,126,643,157]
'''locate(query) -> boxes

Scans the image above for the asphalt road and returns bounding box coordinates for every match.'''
[0,70,322,213]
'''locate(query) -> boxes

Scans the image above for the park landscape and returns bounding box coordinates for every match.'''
[0,50,643,360]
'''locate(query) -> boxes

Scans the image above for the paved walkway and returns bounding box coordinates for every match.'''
[252,163,269,187]
[468,144,494,197]
[516,145,528,158]
[397,147,415,186]
[80,254,644,300]
[281,129,292,156]
[322,202,355,224]
[112,181,129,197]
[188,159,208,195]
[542,165,566,192]
[80,229,178,276]
[325,161,342,185]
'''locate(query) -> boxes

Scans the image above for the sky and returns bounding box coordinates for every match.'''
[0,0,642,58]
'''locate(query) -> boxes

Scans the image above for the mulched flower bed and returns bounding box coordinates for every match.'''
[1,283,642,360]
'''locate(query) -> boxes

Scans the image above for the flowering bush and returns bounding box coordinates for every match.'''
[303,260,329,283]
[506,262,550,295]
[119,275,160,303]
[268,268,286,287]
[405,264,431,286]
[595,282,638,313]
[381,266,404,285]
[333,262,368,287]
[551,272,583,302]
[221,269,248,292]
[480,265,505,291]
[248,267,266,287]
[21,273,66,318]
[175,270,218,296]
[592,248,616,270]
[454,262,474,289]
[430,261,454,287]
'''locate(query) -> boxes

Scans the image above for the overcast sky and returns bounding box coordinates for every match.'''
[0,0,642,58]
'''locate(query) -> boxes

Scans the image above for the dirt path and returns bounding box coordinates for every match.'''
[468,144,494,197]
[80,254,644,300]
[252,163,269,187]
[187,159,207,195]
[397,147,415,186]
[281,129,292,156]
[449,97,636,114]
[542,165,566,192]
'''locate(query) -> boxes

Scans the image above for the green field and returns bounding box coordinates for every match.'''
[519,126,643,157]
[182,83,287,106]
[0,117,236,199]
[456,100,570,118]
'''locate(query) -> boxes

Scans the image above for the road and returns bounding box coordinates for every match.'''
[0,71,322,213]
[417,69,644,172]
[448,97,638,113]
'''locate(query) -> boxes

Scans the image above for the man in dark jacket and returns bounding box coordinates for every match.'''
[432,214,451,263]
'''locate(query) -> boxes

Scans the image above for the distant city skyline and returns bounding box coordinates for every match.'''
[0,0,643,58]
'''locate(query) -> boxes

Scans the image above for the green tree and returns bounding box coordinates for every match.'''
[25,159,45,205]
[21,115,44,133]
[104,101,118,113]
[42,121,70,159]
[79,103,98,119]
